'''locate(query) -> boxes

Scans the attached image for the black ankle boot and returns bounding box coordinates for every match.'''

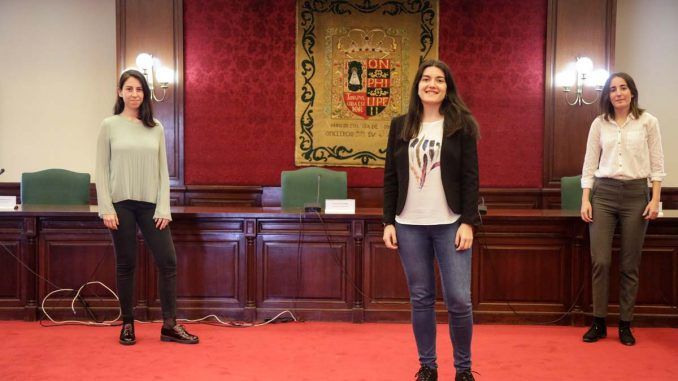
[119,323,136,345]
[619,320,636,346]
[455,370,476,381]
[415,365,437,381]
[583,317,607,342]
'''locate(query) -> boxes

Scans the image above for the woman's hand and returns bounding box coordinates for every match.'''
[102,214,119,230]
[155,218,170,230]
[643,199,660,220]
[382,224,398,249]
[580,200,593,223]
[455,223,473,251]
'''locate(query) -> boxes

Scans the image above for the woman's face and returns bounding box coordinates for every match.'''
[417,66,447,107]
[608,76,632,113]
[118,76,144,111]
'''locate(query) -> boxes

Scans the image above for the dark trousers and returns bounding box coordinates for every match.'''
[589,178,649,321]
[111,200,177,322]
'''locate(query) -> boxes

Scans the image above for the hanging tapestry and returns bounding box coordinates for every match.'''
[295,0,439,167]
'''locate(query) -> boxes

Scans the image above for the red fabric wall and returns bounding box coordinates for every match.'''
[184,0,546,187]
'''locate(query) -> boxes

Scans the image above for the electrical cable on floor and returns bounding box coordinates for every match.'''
[312,211,376,303]
[1,241,114,323]
[294,212,304,313]
[1,241,116,325]
[1,242,60,290]
[127,310,299,328]
[41,281,121,326]
[3,241,299,327]
[177,310,298,327]
[79,250,113,323]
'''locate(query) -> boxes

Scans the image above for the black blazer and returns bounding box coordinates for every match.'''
[383,115,481,226]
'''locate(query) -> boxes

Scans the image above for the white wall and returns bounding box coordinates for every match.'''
[616,0,678,187]
[0,0,116,182]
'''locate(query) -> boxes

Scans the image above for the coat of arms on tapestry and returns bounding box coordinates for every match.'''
[295,0,439,167]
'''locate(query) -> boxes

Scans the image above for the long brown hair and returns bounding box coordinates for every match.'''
[600,72,644,121]
[401,59,479,141]
[113,69,157,128]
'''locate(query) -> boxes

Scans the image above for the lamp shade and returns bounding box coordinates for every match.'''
[575,57,594,75]
[591,69,610,87]
[156,67,174,84]
[556,70,577,87]
[135,53,153,70]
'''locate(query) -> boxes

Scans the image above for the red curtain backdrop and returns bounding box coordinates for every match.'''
[184,0,546,187]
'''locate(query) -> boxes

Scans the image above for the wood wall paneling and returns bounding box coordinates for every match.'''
[544,0,616,187]
[37,218,121,321]
[117,0,184,186]
[0,217,37,320]
[1,208,677,325]
[477,243,567,305]
[184,186,263,207]
[256,218,356,321]
[158,217,248,319]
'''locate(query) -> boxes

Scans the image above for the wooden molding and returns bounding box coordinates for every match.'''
[2,183,678,210]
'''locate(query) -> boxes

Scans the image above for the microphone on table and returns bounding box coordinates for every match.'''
[304,174,322,213]
[478,197,487,215]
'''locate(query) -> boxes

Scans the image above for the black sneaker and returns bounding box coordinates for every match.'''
[415,365,437,381]
[455,370,476,381]
[582,321,607,342]
[119,323,136,345]
[619,325,636,346]
[160,324,199,344]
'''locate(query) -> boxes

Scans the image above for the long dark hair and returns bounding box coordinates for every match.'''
[114,69,157,127]
[401,59,479,141]
[600,72,644,121]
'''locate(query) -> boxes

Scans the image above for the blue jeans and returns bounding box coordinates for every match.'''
[395,222,473,372]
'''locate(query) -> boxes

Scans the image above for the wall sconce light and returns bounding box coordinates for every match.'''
[555,56,609,106]
[135,53,173,102]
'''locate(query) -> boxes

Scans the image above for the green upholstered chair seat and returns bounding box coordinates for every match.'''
[281,167,347,210]
[21,168,90,205]
[560,175,583,211]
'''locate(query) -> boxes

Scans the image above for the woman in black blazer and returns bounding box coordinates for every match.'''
[383,59,480,381]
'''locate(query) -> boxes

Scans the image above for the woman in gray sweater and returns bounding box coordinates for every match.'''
[96,69,198,345]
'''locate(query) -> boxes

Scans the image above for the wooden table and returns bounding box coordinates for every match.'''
[1,206,676,325]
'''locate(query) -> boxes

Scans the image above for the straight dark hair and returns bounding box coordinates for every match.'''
[114,69,157,128]
[401,59,479,141]
[600,72,644,121]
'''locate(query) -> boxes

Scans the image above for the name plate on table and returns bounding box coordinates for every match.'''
[324,199,355,214]
[0,196,17,210]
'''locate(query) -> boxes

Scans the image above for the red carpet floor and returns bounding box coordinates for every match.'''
[2,322,677,380]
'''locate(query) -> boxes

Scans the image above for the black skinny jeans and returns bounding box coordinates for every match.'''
[111,200,177,322]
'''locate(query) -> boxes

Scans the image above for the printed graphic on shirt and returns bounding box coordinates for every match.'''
[408,135,441,189]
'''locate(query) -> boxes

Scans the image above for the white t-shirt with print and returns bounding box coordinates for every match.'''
[396,119,460,225]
